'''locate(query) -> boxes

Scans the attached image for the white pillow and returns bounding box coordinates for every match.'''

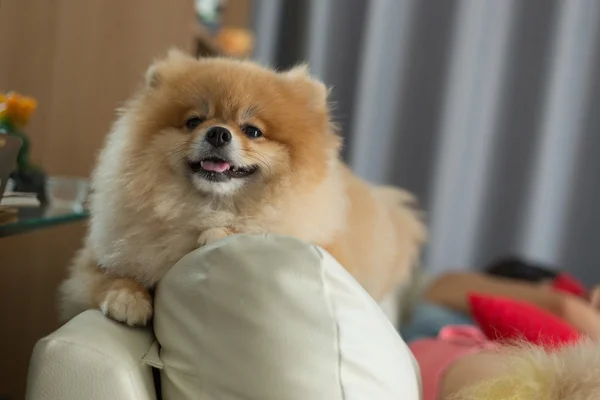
[154,234,421,400]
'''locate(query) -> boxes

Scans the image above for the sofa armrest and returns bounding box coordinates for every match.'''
[26,310,156,400]
[155,234,421,400]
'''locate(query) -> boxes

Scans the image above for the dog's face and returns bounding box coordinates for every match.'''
[124,51,340,197]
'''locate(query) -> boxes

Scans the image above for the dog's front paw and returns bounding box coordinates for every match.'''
[99,279,153,326]
[197,227,233,247]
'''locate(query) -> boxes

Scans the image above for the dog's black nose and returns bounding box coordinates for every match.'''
[205,126,232,148]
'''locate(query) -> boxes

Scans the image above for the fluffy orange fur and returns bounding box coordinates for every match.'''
[59,50,427,326]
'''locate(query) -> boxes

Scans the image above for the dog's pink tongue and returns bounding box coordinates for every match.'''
[201,160,230,173]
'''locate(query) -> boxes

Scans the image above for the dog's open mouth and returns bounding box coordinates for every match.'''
[188,157,258,182]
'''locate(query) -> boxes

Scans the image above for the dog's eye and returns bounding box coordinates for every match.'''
[242,125,263,139]
[185,116,205,130]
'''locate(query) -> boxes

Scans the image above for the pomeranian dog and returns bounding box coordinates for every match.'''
[59,50,427,326]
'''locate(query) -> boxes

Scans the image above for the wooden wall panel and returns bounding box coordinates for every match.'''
[0,223,87,399]
[44,0,197,176]
[0,0,60,165]
[0,1,197,398]
[223,0,253,28]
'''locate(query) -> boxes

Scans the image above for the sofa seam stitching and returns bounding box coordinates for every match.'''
[315,246,347,400]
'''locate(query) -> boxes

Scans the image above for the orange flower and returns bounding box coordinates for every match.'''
[0,92,38,127]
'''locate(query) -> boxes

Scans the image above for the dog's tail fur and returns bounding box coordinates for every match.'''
[375,185,427,240]
[454,340,600,400]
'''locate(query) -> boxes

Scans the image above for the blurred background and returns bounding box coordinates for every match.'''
[0,0,599,398]
[253,0,600,283]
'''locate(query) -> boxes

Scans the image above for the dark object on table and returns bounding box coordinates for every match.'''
[485,256,559,282]
[9,169,47,203]
[0,134,21,198]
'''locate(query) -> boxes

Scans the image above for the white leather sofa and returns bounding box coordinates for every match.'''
[26,234,421,400]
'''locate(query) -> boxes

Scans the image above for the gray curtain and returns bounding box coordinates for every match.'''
[252,0,600,281]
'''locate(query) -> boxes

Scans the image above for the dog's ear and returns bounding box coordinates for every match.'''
[284,64,311,80]
[145,48,195,89]
[282,64,330,109]
[145,64,162,88]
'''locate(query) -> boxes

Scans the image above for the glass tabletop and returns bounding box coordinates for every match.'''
[0,205,89,237]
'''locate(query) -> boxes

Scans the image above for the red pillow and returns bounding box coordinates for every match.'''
[468,293,581,348]
[552,273,587,297]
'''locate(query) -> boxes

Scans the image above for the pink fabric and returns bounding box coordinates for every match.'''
[409,325,497,400]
